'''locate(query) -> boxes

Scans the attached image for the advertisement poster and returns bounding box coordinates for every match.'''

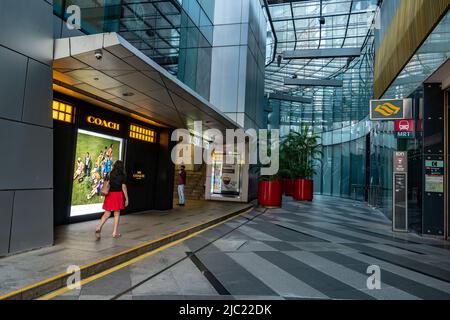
[212,153,241,196]
[71,129,123,217]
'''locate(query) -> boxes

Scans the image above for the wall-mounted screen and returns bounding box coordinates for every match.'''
[70,129,123,217]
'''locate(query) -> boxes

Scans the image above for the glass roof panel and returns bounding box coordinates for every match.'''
[265,0,379,134]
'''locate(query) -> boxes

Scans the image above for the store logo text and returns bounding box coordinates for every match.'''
[87,116,120,131]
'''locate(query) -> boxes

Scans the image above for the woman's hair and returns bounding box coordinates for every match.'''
[110,160,125,179]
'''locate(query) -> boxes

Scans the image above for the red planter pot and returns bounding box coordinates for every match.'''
[293,179,314,201]
[282,178,294,196]
[258,180,282,207]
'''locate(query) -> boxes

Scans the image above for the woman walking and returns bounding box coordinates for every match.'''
[95,160,129,239]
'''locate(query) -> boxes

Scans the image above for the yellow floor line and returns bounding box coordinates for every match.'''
[37,207,254,300]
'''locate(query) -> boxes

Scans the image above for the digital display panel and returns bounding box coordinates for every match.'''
[211,153,241,196]
[70,129,123,217]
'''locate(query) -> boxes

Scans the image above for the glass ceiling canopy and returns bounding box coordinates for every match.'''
[264,0,379,94]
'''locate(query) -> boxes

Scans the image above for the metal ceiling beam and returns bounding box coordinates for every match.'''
[267,0,313,4]
[283,48,361,59]
[270,9,377,23]
[284,78,343,87]
[268,93,313,104]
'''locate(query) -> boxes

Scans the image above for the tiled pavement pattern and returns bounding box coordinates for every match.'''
[0,200,250,296]
[55,196,450,300]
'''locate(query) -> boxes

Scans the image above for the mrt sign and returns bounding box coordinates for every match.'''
[370,99,412,121]
[395,119,415,139]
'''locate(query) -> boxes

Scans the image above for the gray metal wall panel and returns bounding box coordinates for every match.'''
[0,0,54,255]
[0,119,53,190]
[0,192,14,256]
[23,61,53,128]
[0,0,53,65]
[211,0,266,130]
[9,190,53,254]
[214,0,243,25]
[53,14,63,39]
[213,24,242,47]
[210,46,241,113]
[0,46,27,121]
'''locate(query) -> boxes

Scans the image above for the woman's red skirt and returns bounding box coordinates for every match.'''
[103,192,124,211]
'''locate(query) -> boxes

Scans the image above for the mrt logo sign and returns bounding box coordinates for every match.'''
[395,119,415,139]
[369,99,412,120]
[395,119,414,132]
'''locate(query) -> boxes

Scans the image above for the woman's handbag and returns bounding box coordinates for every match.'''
[100,179,110,196]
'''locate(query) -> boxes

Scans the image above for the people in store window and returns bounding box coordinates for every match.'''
[73,158,85,181]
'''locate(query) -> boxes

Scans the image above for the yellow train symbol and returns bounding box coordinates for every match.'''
[374,102,401,117]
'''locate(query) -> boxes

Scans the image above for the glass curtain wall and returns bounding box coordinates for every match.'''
[53,0,214,99]
[264,0,407,218]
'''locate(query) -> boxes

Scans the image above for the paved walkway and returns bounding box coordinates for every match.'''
[52,196,450,300]
[0,200,251,296]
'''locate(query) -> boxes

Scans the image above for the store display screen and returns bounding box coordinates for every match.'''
[212,153,241,196]
[70,130,123,217]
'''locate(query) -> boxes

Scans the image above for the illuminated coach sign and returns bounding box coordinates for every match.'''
[87,116,120,131]
[132,171,146,180]
[370,99,412,121]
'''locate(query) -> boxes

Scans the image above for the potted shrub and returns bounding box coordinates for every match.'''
[278,168,293,197]
[281,126,322,202]
[258,175,282,208]
[255,132,282,207]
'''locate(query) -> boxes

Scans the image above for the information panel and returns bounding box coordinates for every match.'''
[425,160,444,193]
[393,173,408,232]
[393,151,408,232]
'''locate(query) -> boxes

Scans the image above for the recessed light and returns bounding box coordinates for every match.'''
[123,92,135,97]
[93,77,99,81]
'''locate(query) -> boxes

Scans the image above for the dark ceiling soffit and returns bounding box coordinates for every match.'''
[283,48,362,59]
[284,78,344,87]
[268,93,313,104]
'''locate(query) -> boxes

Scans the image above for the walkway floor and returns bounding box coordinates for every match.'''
[52,196,450,300]
[0,200,251,297]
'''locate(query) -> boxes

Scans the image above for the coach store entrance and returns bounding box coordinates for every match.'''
[53,93,175,225]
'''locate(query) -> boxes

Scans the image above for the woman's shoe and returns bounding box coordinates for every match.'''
[95,229,101,240]
[112,233,122,238]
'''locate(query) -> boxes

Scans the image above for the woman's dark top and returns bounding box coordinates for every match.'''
[108,173,126,192]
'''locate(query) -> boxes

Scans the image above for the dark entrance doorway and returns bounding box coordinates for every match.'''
[125,141,158,212]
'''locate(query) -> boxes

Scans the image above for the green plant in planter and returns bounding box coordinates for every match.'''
[251,131,281,182]
[280,126,322,180]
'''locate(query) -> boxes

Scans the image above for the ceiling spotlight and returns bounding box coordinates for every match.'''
[277,54,282,67]
[122,92,135,97]
[94,49,103,60]
[319,17,325,25]
[146,29,155,38]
